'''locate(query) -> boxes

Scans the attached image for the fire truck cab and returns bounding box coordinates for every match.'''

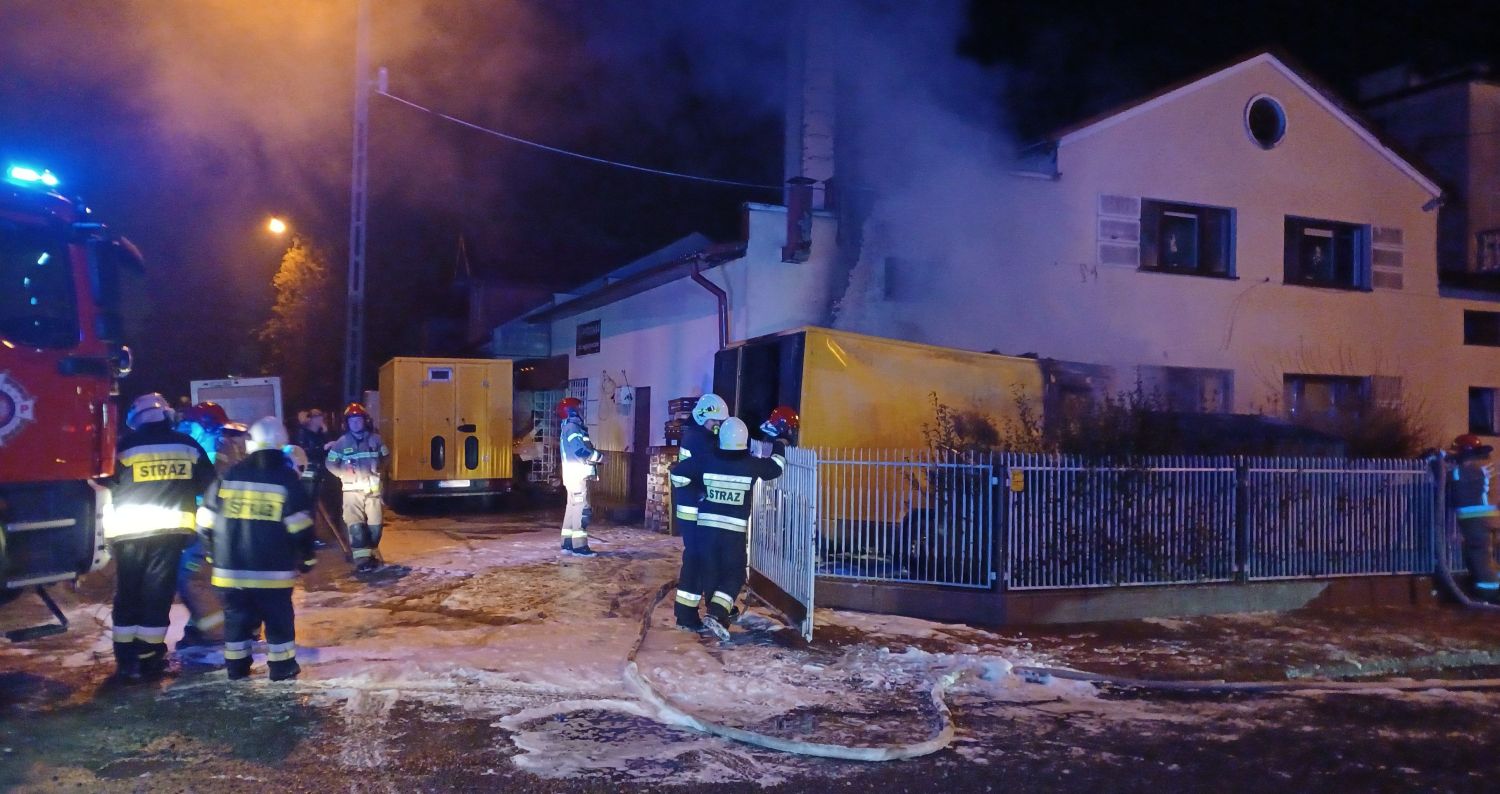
[0,164,139,639]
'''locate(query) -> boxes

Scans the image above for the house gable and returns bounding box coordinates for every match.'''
[1056,53,1441,199]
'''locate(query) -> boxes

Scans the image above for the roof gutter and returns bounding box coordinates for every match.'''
[691,254,729,350]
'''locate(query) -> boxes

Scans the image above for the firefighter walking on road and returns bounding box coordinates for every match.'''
[558,397,604,556]
[197,417,316,681]
[1447,434,1500,603]
[105,393,213,681]
[670,394,729,629]
[669,417,785,641]
[325,403,388,573]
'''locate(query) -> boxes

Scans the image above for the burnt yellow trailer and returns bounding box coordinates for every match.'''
[714,326,1044,451]
[377,357,513,500]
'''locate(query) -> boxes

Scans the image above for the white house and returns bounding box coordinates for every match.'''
[832,52,1500,442]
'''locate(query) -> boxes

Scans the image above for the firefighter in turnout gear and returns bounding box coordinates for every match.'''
[105,393,214,681]
[197,416,316,681]
[558,397,604,556]
[325,403,389,573]
[669,417,785,641]
[171,402,243,649]
[671,394,729,629]
[1447,434,1500,603]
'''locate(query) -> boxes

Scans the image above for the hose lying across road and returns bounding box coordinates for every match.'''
[624,579,966,761]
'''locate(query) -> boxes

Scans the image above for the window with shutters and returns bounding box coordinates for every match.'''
[1284,217,1370,290]
[1097,194,1141,267]
[1140,200,1234,277]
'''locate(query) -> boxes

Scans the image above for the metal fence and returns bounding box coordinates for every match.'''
[815,449,998,589]
[749,447,819,641]
[1246,458,1436,578]
[1004,454,1239,589]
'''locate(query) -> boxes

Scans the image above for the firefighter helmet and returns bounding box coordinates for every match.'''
[692,394,729,426]
[180,401,230,429]
[556,396,584,420]
[759,405,800,439]
[343,402,370,421]
[246,415,290,453]
[126,392,174,429]
[718,417,750,451]
[1450,433,1494,458]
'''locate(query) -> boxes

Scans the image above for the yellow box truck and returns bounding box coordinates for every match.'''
[713,326,1044,451]
[377,357,513,500]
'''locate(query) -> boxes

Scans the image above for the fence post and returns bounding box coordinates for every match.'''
[1234,459,1250,583]
[992,456,1005,592]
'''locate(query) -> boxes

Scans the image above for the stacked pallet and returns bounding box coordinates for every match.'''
[644,445,678,533]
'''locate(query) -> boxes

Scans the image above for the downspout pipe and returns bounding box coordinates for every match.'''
[691,255,728,350]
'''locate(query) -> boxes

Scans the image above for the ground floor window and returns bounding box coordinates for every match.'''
[1470,387,1497,435]
[1284,374,1368,421]
[1140,366,1233,413]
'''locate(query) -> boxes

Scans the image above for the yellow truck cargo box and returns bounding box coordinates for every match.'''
[377,357,513,498]
[715,327,1044,450]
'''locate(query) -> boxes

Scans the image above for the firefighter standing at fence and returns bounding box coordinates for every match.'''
[105,393,214,681]
[197,417,316,681]
[670,417,785,641]
[670,394,729,629]
[325,403,388,573]
[1447,433,1500,603]
[558,397,604,556]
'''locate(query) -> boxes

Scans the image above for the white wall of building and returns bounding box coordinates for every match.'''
[549,204,842,450]
[833,55,1500,442]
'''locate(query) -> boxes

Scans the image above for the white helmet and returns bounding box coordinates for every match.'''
[718,417,749,451]
[126,393,174,429]
[692,394,729,426]
[246,415,290,453]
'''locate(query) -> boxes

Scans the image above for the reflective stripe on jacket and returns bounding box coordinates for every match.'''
[199,449,317,588]
[107,424,213,539]
[669,450,785,533]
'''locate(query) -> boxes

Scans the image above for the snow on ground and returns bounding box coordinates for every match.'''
[7,508,1499,788]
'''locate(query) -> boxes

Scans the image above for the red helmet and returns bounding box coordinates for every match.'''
[760,405,800,439]
[1451,434,1494,456]
[556,396,583,420]
[343,402,370,421]
[181,401,230,429]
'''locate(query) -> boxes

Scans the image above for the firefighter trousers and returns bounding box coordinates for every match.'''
[673,518,713,624]
[112,533,192,671]
[560,466,592,547]
[175,537,223,636]
[705,527,749,622]
[221,587,298,679]
[1458,515,1500,588]
[343,492,383,560]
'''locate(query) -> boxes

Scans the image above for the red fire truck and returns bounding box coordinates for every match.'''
[1,164,140,640]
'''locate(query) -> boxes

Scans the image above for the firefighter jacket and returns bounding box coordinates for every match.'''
[669,449,785,532]
[197,449,316,588]
[1450,457,1499,518]
[325,430,389,493]
[106,422,214,540]
[560,417,602,470]
[671,423,717,522]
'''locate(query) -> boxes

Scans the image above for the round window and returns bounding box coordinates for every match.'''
[1246,96,1286,149]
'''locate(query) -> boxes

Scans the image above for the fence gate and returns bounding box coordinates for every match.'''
[749,447,818,641]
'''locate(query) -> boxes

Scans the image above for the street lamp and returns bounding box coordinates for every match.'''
[267,217,288,235]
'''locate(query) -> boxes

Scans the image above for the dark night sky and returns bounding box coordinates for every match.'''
[1,1,1496,403]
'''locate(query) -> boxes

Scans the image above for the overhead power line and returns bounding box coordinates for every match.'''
[377,90,784,191]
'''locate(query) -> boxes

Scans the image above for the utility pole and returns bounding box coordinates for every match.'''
[343,0,372,404]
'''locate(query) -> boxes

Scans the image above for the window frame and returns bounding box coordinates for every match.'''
[1464,310,1500,347]
[1283,216,1371,291]
[1283,374,1371,421]
[1139,199,1236,278]
[1470,387,1497,435]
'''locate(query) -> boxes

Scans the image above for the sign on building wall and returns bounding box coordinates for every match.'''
[576,320,601,356]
